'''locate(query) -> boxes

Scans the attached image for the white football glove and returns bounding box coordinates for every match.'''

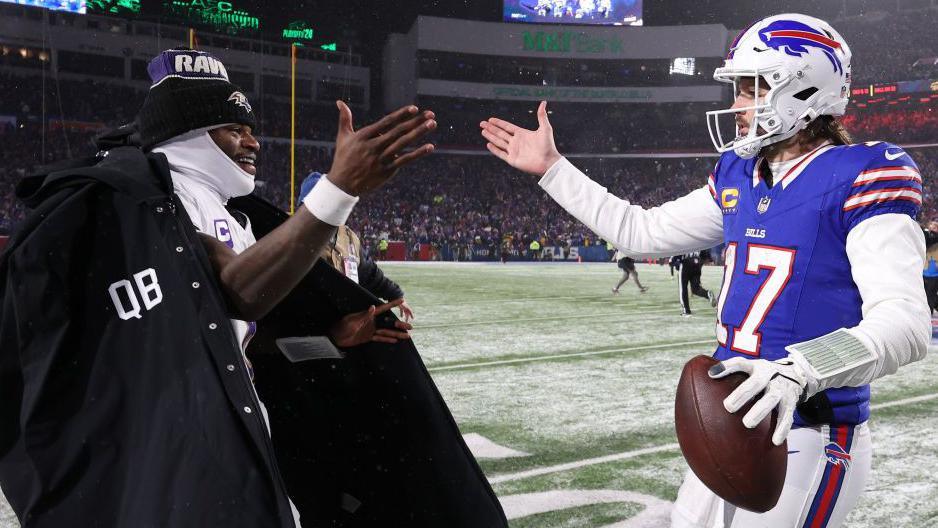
[708,357,818,446]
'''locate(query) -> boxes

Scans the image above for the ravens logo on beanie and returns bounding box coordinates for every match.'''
[136,47,256,150]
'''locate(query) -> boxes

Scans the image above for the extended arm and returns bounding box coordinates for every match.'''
[203,102,436,321]
[480,102,723,258]
[539,158,724,258]
[200,192,344,321]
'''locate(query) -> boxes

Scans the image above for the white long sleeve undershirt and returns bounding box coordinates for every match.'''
[540,157,724,258]
[538,156,930,390]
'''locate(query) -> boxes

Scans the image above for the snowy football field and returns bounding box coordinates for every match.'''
[2,262,936,527]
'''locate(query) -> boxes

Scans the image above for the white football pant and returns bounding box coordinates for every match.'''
[671,423,872,528]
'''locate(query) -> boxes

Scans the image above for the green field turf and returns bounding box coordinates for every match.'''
[398,262,938,528]
[2,261,936,527]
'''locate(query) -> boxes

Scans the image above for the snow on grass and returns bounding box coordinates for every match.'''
[0,500,12,528]
[433,346,706,452]
[847,403,938,527]
[2,262,935,528]
[400,263,722,366]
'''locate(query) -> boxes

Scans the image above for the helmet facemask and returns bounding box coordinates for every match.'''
[706,71,805,160]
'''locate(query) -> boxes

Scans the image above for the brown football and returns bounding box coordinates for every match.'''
[674,355,787,513]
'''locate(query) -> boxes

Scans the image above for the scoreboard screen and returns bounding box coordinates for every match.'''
[504,0,642,26]
[1,0,86,13]
[87,0,141,15]
[162,0,260,34]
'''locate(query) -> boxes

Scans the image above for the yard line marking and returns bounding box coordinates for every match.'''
[428,339,715,372]
[870,392,938,410]
[489,444,681,484]
[419,295,593,307]
[417,307,715,330]
[487,392,937,484]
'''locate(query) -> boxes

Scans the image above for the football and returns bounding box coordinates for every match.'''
[674,355,787,513]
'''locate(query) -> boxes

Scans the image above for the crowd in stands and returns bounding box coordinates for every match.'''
[338,150,938,261]
[837,11,938,84]
[0,73,346,141]
[0,122,94,233]
[0,73,142,128]
[2,69,937,254]
[340,155,712,260]
[419,96,720,151]
[4,66,938,154]
[842,106,938,145]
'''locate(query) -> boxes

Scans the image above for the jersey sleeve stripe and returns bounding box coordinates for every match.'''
[853,166,921,186]
[851,174,922,186]
[857,164,920,176]
[849,177,922,197]
[843,187,923,211]
[708,173,716,198]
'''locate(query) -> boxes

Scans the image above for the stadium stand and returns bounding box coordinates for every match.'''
[1,4,936,254]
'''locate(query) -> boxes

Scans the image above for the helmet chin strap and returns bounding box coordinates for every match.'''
[734,107,819,160]
[734,141,762,160]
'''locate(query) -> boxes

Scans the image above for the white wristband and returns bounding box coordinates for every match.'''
[302,174,359,226]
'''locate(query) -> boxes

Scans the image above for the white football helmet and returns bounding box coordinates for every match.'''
[706,13,852,159]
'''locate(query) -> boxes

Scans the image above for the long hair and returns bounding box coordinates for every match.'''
[804,114,853,145]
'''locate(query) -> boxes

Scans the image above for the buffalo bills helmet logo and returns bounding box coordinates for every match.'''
[759,20,844,74]
[824,442,852,469]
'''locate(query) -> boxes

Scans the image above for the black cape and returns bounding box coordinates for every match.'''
[231,195,507,527]
[0,147,506,527]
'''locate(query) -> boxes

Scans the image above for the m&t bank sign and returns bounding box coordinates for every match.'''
[520,31,624,54]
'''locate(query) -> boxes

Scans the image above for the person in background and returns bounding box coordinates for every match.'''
[298,171,414,322]
[529,238,542,260]
[378,237,389,260]
[668,254,681,279]
[923,256,938,316]
[611,248,648,294]
[923,222,938,317]
[677,250,717,317]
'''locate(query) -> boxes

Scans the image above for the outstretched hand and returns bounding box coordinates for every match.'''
[480,101,562,176]
[329,298,413,348]
[328,101,436,196]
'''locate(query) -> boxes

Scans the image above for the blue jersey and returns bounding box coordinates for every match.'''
[707,142,922,426]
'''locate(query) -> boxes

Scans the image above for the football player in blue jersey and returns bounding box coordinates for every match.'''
[480,12,929,528]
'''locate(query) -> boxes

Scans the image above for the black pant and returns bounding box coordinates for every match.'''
[679,262,710,315]
[925,276,938,314]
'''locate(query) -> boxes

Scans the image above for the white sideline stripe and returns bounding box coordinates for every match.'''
[421,295,589,307]
[870,392,938,410]
[418,307,714,330]
[489,444,681,484]
[428,339,714,372]
[488,392,938,484]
